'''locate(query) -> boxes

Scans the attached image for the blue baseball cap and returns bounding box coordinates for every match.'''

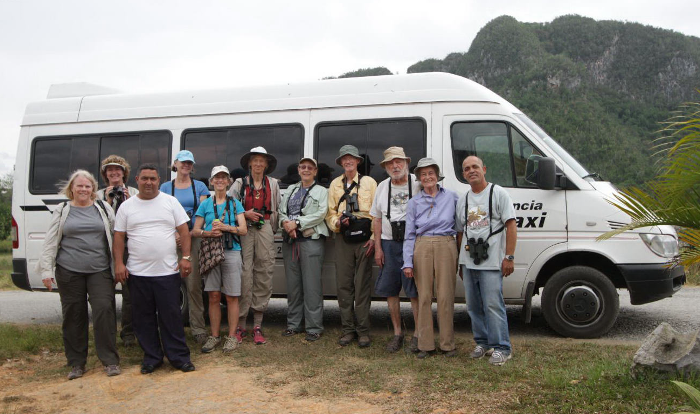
[175,150,195,163]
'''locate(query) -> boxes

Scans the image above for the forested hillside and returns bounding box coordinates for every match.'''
[334,15,700,186]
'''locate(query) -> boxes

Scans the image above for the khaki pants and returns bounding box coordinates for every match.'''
[335,235,373,336]
[180,237,205,336]
[239,222,276,324]
[413,236,458,352]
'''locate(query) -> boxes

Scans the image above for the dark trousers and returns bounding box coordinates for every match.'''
[55,265,119,367]
[128,274,191,368]
[120,282,134,340]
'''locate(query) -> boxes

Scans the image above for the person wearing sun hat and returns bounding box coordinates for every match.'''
[402,157,459,359]
[159,150,211,346]
[96,155,139,348]
[370,147,421,353]
[227,146,281,345]
[325,144,377,348]
[279,157,329,342]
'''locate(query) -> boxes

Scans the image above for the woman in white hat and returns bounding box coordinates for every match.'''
[401,158,459,359]
[159,150,211,345]
[278,157,329,342]
[227,146,281,345]
[193,166,247,354]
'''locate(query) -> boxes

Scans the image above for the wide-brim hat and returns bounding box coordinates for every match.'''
[175,150,196,163]
[210,165,231,180]
[240,146,277,174]
[335,145,364,166]
[380,146,411,168]
[414,157,444,181]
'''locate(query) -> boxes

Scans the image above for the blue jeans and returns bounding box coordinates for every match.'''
[462,266,511,353]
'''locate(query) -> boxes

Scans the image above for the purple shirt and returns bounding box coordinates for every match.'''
[402,185,458,269]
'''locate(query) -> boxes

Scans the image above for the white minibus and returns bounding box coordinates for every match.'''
[11,73,684,338]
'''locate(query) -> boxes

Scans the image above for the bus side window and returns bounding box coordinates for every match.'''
[315,118,426,186]
[183,124,304,189]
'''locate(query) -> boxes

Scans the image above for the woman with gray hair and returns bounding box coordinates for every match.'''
[402,158,459,359]
[38,170,120,379]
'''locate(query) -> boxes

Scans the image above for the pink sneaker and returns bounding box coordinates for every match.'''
[253,326,267,345]
[234,327,247,344]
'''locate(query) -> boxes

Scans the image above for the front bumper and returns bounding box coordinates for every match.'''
[618,263,685,305]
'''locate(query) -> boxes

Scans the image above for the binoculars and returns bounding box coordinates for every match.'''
[466,237,489,265]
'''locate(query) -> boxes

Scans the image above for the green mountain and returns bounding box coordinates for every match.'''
[336,15,700,186]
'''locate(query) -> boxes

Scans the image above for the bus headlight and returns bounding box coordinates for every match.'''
[640,233,679,258]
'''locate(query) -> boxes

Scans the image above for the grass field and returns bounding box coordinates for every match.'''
[1,323,698,413]
[0,253,14,290]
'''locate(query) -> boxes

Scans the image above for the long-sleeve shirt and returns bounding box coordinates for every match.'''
[402,186,458,269]
[325,173,377,233]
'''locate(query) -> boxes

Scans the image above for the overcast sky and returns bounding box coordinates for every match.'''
[1,0,698,178]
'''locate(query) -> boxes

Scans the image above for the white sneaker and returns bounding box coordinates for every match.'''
[488,350,512,366]
[470,345,494,359]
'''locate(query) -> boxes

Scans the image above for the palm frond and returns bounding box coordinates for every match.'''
[601,93,700,268]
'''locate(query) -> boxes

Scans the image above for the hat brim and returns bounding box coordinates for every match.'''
[240,151,277,175]
[101,162,126,172]
[335,154,364,166]
[379,155,411,168]
[414,165,445,181]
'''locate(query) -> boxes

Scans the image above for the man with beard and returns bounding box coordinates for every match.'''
[370,147,420,353]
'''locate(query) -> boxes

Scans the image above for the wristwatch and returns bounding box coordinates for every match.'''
[505,255,515,261]
[295,219,301,227]
[182,255,192,262]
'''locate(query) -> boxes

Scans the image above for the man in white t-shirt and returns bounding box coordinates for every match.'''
[113,164,195,374]
[456,156,517,366]
[371,147,421,353]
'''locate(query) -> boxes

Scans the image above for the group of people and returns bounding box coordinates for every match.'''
[38,142,518,381]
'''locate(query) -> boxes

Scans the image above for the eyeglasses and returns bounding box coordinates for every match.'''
[298,164,316,171]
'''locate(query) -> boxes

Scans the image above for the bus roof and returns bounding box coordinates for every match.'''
[22,72,509,126]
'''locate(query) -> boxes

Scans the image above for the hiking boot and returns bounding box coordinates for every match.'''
[105,365,121,377]
[358,335,371,348]
[222,336,239,353]
[140,362,162,374]
[442,349,458,358]
[67,366,85,380]
[305,332,322,342]
[253,326,267,345]
[201,336,221,353]
[416,350,435,359]
[470,345,494,359]
[407,336,419,354]
[282,328,301,337]
[338,332,356,346]
[386,334,404,353]
[194,333,208,345]
[234,327,247,344]
[489,350,512,366]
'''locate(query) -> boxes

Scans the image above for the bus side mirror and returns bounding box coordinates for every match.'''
[537,157,556,190]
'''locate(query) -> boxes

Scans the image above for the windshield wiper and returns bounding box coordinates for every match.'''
[581,172,602,180]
